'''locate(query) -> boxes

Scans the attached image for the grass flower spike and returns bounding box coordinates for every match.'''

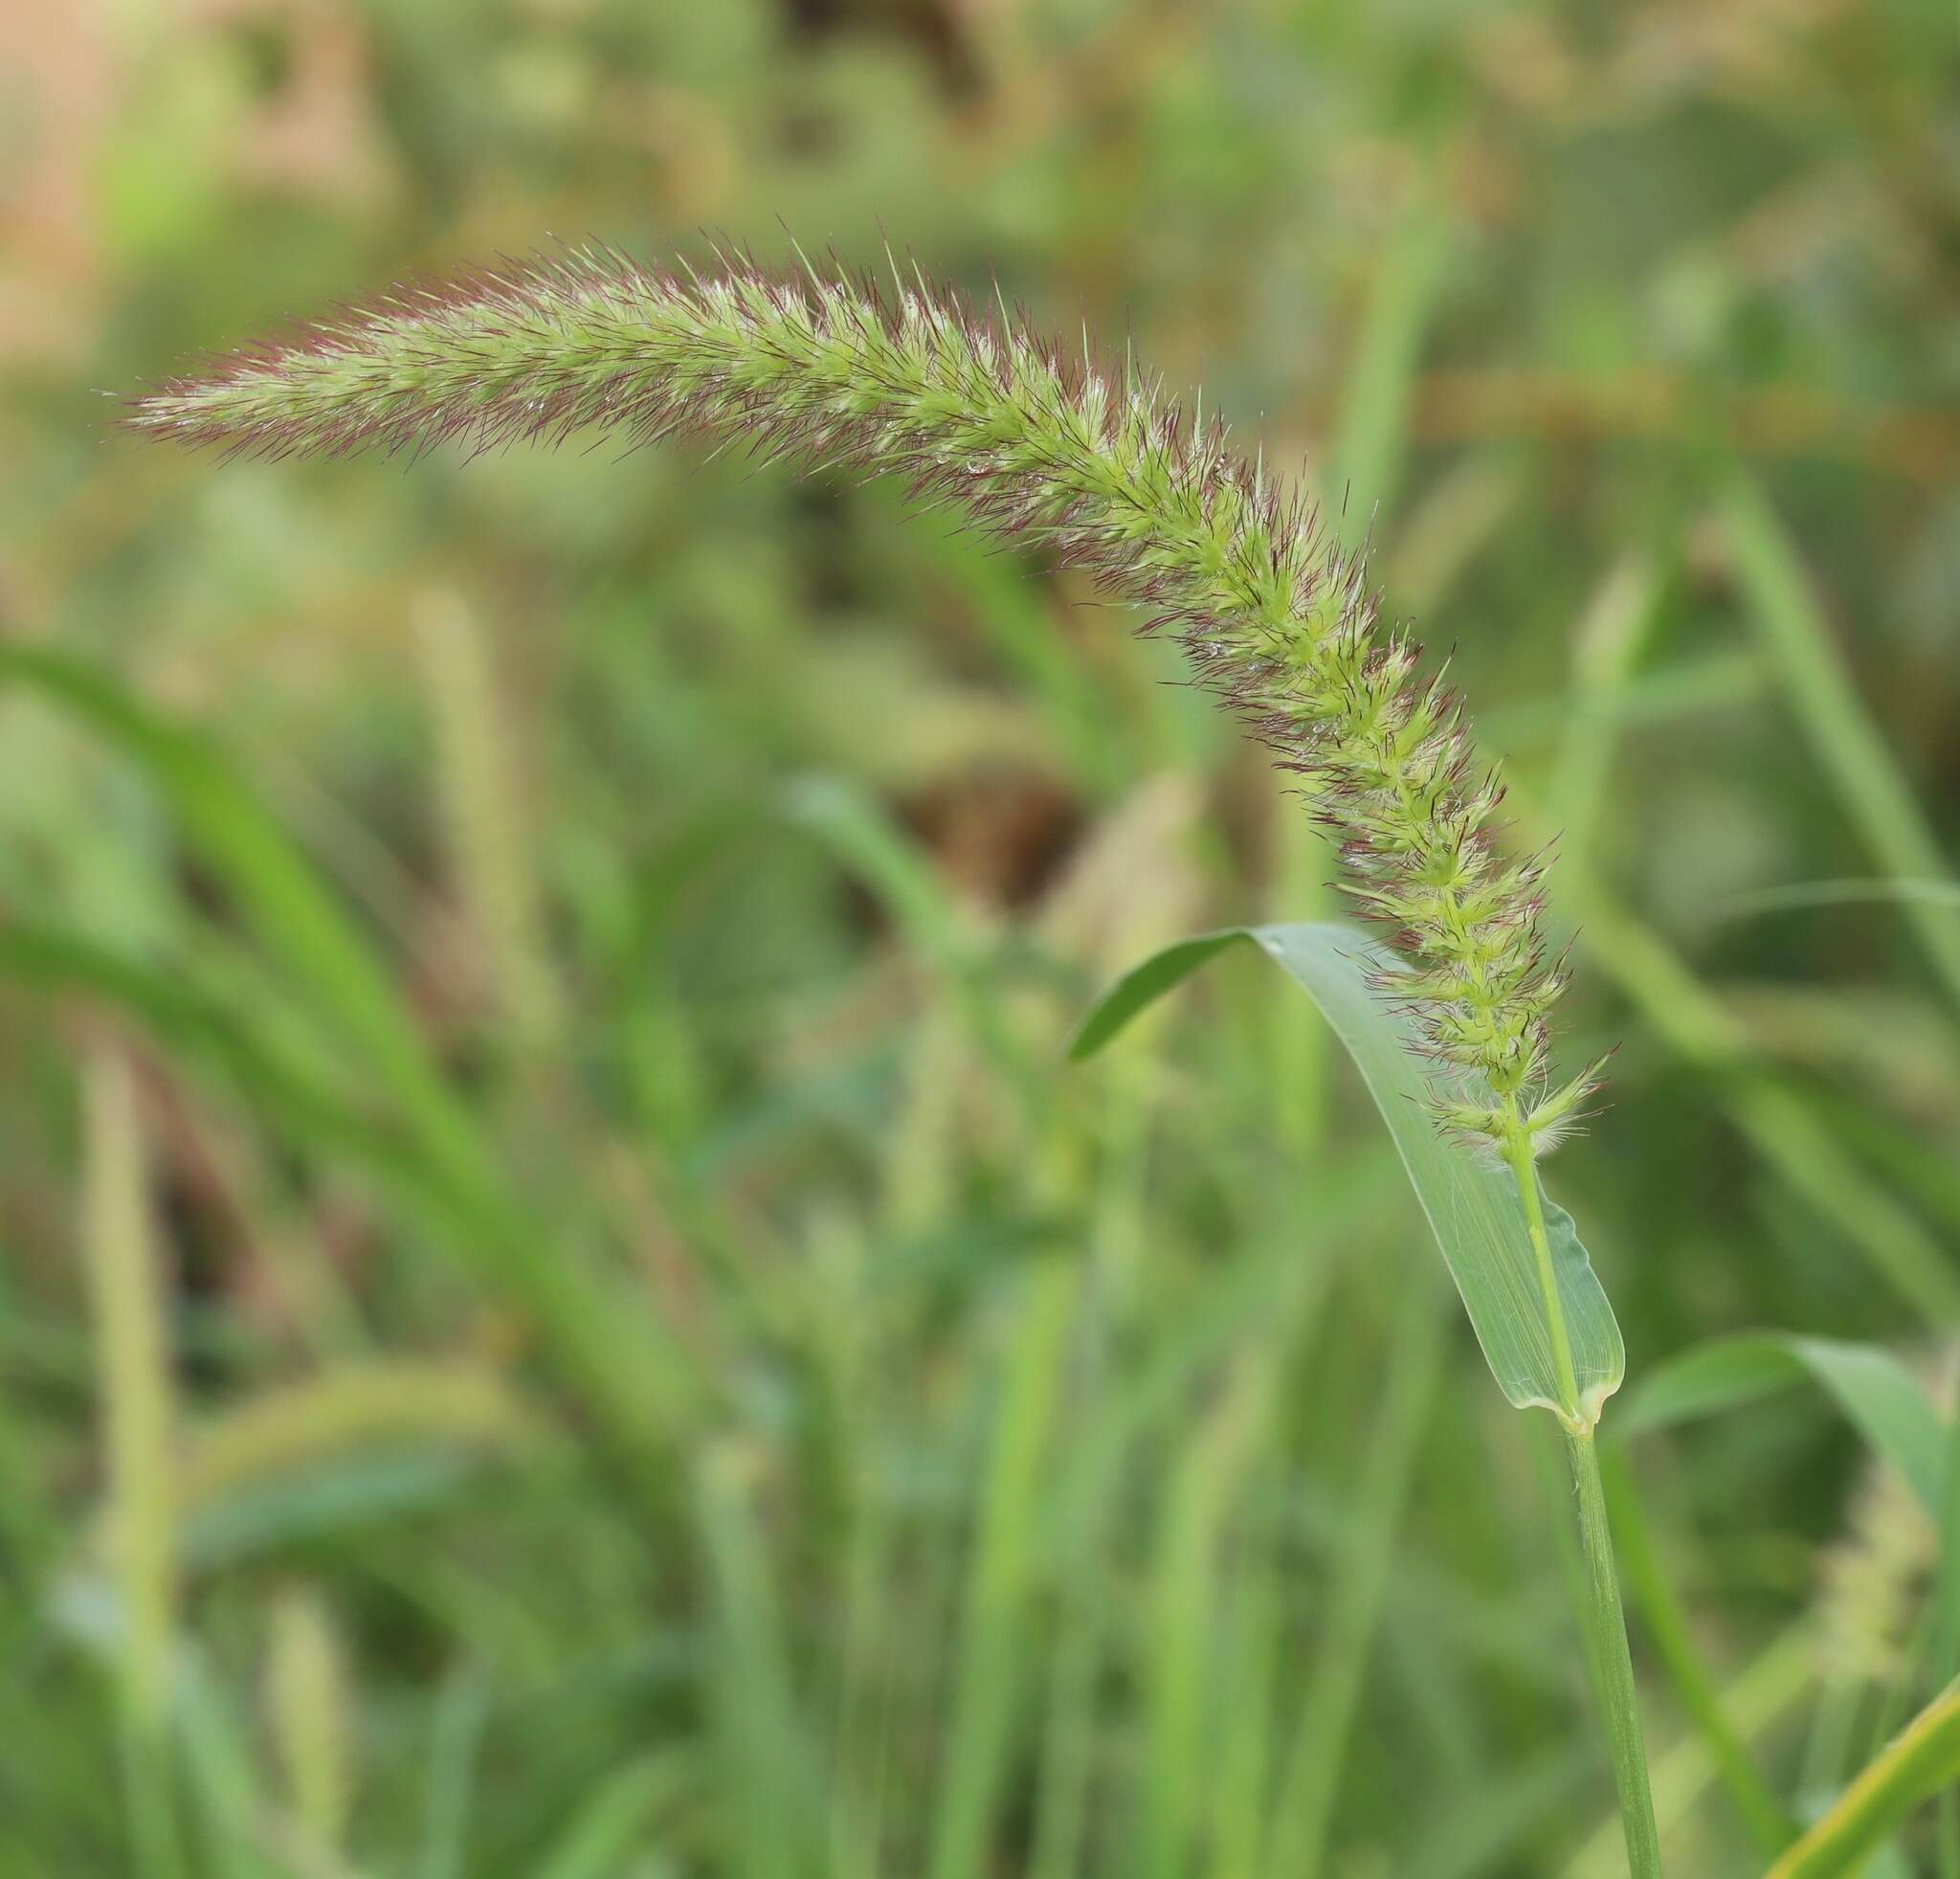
[130,245,1599,1152]
[133,243,1673,1878]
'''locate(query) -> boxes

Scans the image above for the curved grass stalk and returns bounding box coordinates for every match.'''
[132,241,1659,1871]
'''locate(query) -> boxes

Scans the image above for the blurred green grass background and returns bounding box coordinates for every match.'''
[3,0,1958,1871]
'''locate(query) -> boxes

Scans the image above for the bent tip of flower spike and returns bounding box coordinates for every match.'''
[121,239,1609,1149]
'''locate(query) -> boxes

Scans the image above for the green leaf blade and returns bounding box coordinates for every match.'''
[1065,929,1251,1062]
[1619,1331,1945,1515]
[1071,919,1626,1424]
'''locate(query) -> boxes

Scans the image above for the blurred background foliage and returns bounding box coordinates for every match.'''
[3,0,1959,1872]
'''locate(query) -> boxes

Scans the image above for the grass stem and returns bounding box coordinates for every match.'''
[1564,1429,1664,1878]
[1503,1121,1581,1420]
[1504,1123,1661,1876]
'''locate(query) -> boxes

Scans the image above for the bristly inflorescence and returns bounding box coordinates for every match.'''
[129,242,1605,1151]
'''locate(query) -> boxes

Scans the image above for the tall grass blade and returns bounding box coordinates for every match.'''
[175,1655,275,1879]
[1723,478,1960,1017]
[1618,1333,1946,1515]
[0,924,441,1198]
[1600,1446,1798,1855]
[1547,857,1960,1326]
[181,1452,487,1570]
[1414,1745,1597,1879]
[1709,879,1960,922]
[786,773,974,981]
[415,590,562,1046]
[1043,1179,1378,1555]
[895,508,1124,795]
[928,1257,1080,1879]
[0,647,467,1158]
[1138,1346,1281,1879]
[0,655,685,1464]
[1766,1677,1960,1879]
[1326,197,1452,543]
[1555,554,1668,865]
[535,1754,693,1879]
[1266,1288,1447,1872]
[698,1443,822,1879]
[416,1666,490,1879]
[1140,1386,1235,1877]
[1937,1407,1960,1878]
[84,1046,186,1879]
[788,772,1031,1094]
[1199,1290,1339,1877]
